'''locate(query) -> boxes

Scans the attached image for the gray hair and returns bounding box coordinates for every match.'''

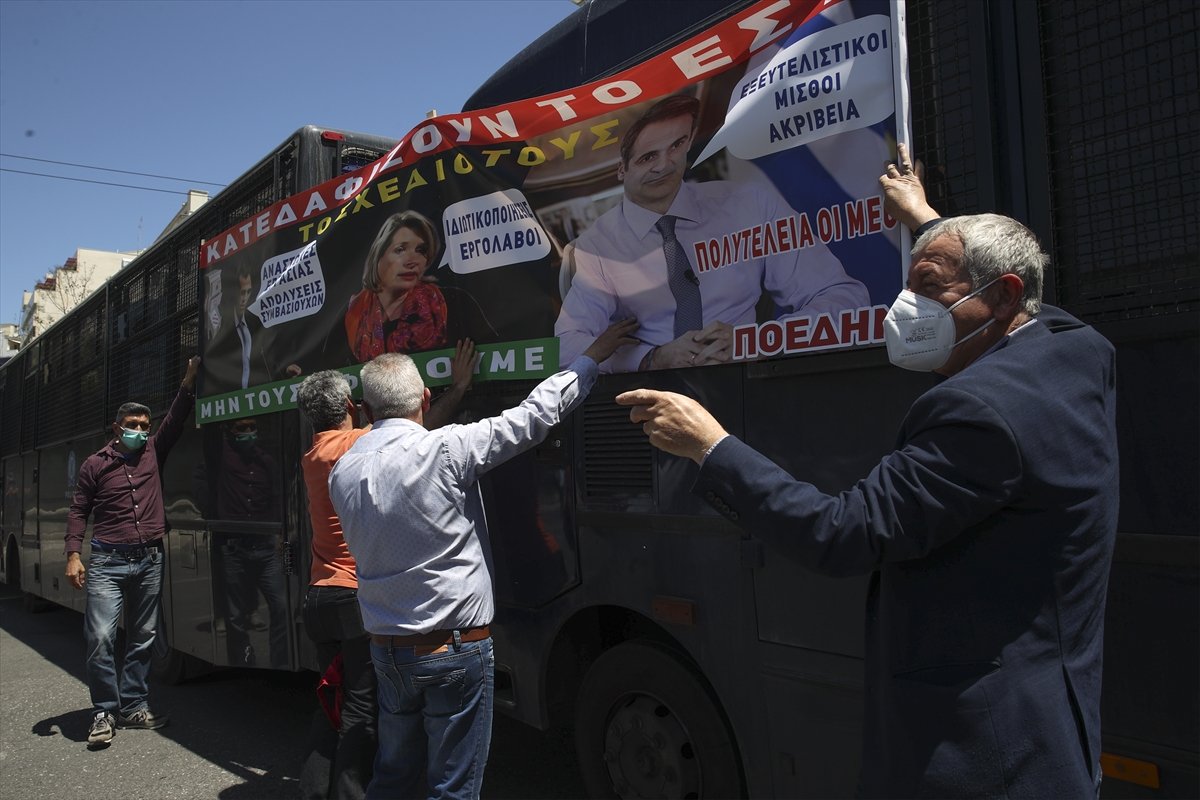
[297,370,352,432]
[360,353,425,420]
[914,214,1046,315]
[114,402,151,424]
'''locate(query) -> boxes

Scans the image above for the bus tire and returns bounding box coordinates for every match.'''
[574,640,743,799]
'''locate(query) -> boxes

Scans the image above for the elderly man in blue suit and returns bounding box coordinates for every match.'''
[617,145,1118,798]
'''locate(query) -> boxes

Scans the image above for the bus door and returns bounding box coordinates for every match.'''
[161,424,216,667]
[197,415,296,669]
[22,453,40,600]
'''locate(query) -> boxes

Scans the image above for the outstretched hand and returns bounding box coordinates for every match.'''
[879,143,939,232]
[615,389,728,463]
[583,318,640,364]
[182,355,201,389]
[424,339,479,430]
[449,339,479,392]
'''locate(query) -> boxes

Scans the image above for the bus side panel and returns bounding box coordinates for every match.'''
[35,441,85,611]
[756,644,865,798]
[742,353,934,656]
[1101,328,1200,794]
[734,354,932,795]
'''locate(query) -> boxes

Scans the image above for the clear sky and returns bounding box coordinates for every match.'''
[0,0,577,325]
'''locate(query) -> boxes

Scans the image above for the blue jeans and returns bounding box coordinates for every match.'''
[84,545,163,716]
[301,585,377,800]
[368,636,494,800]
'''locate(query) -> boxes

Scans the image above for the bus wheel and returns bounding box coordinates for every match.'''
[574,640,743,799]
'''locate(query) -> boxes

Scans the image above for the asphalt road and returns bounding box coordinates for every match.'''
[0,584,585,800]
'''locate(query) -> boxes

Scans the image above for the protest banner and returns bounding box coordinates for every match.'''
[197,0,909,423]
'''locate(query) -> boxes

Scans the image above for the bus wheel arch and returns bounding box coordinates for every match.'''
[573,637,745,799]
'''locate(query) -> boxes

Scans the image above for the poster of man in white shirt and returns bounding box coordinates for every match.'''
[554,94,871,373]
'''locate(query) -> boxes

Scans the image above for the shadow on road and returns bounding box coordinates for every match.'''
[2,584,310,797]
[32,707,95,743]
[2,583,584,798]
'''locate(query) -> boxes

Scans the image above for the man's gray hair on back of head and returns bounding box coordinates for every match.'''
[360,353,425,420]
[296,370,352,432]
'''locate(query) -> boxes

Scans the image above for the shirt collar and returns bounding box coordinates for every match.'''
[102,441,138,461]
[1008,317,1039,338]
[976,317,1042,362]
[372,417,425,430]
[620,181,702,240]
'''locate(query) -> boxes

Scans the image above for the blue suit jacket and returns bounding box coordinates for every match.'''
[697,305,1118,797]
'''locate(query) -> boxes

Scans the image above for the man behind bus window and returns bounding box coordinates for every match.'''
[617,147,1118,796]
[65,356,200,747]
[295,340,476,800]
[554,93,870,372]
[329,321,635,800]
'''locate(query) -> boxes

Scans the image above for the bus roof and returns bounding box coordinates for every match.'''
[462,0,757,112]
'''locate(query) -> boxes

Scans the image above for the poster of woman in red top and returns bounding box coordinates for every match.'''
[343,210,448,361]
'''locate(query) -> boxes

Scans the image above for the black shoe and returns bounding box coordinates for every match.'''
[117,708,169,729]
[88,711,116,744]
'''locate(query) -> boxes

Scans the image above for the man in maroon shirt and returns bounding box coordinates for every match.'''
[66,356,199,746]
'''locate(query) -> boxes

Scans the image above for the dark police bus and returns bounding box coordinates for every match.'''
[0,124,394,660]
[2,1,1196,797]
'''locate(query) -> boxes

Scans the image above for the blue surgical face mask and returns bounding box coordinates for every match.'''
[232,432,258,450]
[120,428,149,450]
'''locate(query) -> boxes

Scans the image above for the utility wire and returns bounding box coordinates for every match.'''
[0,168,198,196]
[0,153,224,187]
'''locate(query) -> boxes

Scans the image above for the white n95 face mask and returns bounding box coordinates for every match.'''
[883,277,1000,371]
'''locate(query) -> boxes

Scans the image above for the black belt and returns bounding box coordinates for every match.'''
[371,625,490,654]
[91,539,162,559]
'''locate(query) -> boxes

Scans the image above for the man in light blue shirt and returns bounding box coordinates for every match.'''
[329,319,636,800]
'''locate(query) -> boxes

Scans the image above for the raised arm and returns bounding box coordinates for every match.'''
[451,319,638,484]
[154,356,200,464]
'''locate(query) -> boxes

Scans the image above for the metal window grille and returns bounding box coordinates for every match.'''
[0,356,23,457]
[1038,0,1199,321]
[35,293,106,446]
[907,0,985,217]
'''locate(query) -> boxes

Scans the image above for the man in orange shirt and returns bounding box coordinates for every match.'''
[296,340,477,800]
